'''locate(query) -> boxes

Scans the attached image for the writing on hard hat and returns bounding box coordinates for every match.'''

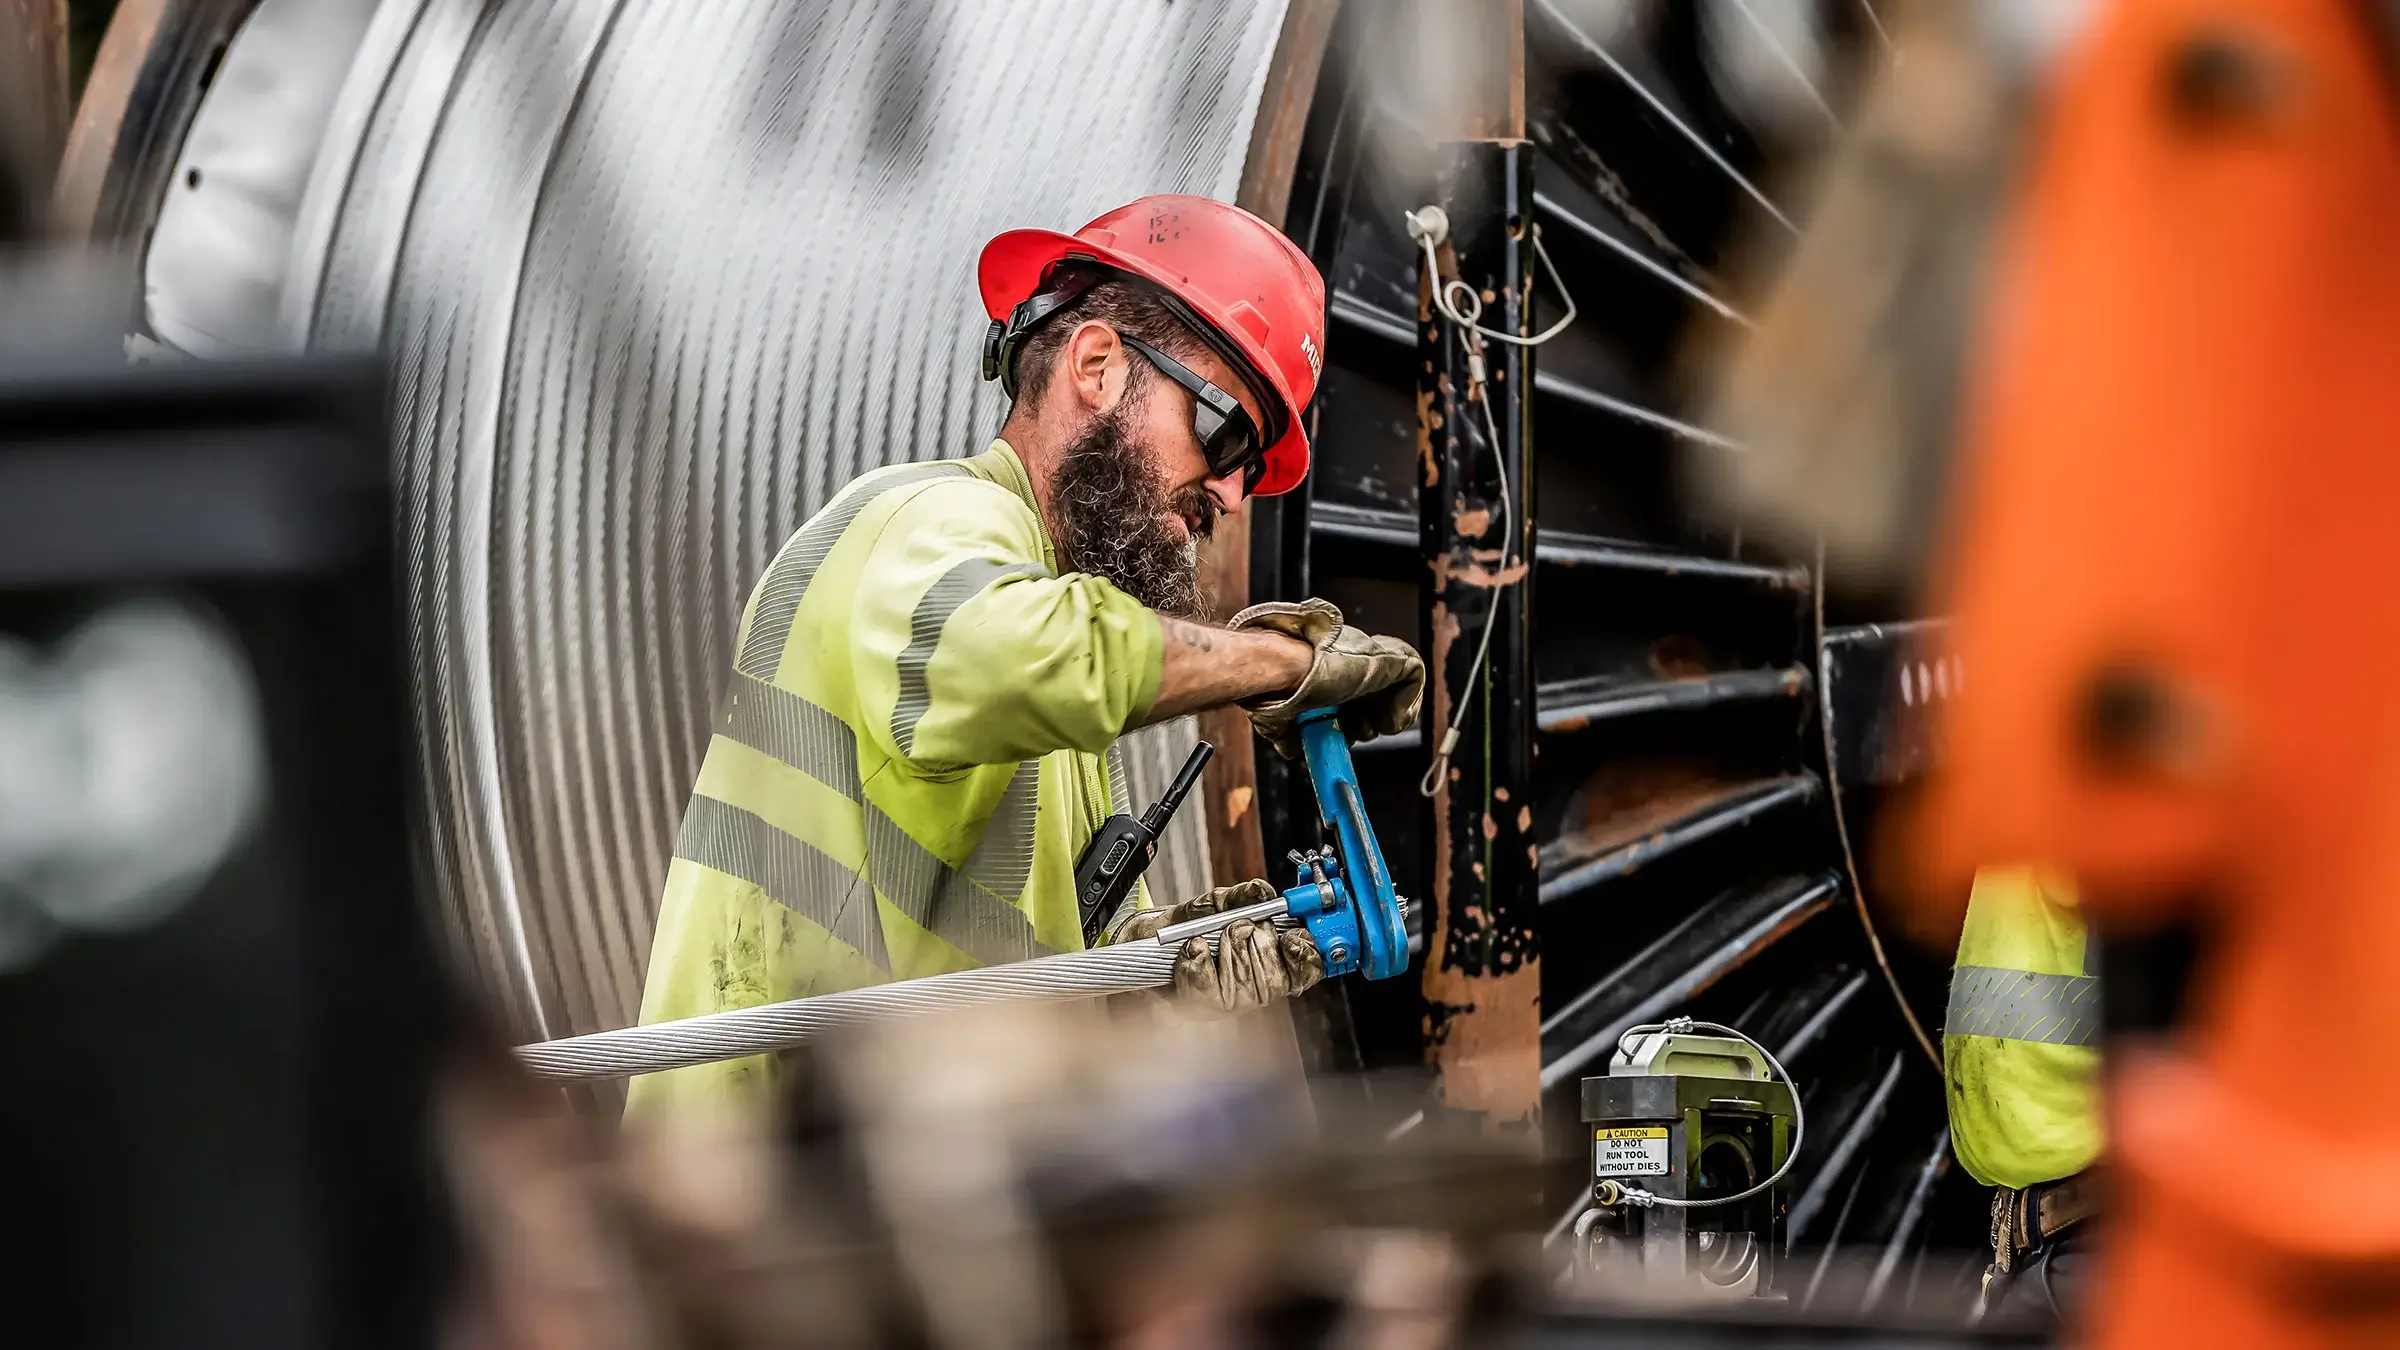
[977,194,1328,498]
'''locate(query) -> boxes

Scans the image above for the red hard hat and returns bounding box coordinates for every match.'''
[977,194,1326,497]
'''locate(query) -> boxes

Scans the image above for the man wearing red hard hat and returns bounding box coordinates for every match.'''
[629,195,1424,1113]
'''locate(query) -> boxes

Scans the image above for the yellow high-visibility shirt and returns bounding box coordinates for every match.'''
[627,440,1163,1115]
[1943,866,2104,1189]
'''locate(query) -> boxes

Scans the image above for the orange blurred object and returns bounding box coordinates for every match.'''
[1910,0,2400,1343]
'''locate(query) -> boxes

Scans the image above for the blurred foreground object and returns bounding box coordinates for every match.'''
[1692,2,2036,604]
[0,350,456,1348]
[587,1001,1547,1350]
[1905,0,2400,1345]
[598,1001,2014,1348]
[448,989,2034,1348]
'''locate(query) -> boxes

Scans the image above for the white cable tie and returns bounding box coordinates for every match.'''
[1417,726,1464,797]
[1403,205,1449,249]
[1412,216,1579,350]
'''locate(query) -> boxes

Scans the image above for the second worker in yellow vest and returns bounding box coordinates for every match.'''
[630,197,1425,1115]
[1946,866,2103,1323]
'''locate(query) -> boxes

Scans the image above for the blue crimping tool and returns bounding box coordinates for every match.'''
[1280,705,1411,979]
[1149,706,1411,979]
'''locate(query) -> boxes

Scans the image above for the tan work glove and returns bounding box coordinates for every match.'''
[1105,878,1324,1013]
[1229,598,1425,759]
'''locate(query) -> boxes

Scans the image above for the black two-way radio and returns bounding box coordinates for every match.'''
[1074,740,1214,947]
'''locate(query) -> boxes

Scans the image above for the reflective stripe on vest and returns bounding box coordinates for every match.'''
[681,670,1054,971]
[1944,965,2101,1047]
[682,451,1060,973]
[1942,867,2103,1190]
[674,794,889,969]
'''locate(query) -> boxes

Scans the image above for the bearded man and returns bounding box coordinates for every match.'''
[628,196,1425,1113]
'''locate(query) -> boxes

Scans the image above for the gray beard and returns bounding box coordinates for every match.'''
[1047,402,1211,618]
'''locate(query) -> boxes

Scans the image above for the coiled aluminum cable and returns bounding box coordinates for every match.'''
[516,906,1297,1081]
[280,0,1293,1046]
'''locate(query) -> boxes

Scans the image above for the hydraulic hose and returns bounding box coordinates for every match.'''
[1593,1018,1805,1211]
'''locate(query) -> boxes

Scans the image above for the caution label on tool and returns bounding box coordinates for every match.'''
[1594,1126,1670,1177]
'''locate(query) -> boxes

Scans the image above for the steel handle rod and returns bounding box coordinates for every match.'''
[1153,893,1293,945]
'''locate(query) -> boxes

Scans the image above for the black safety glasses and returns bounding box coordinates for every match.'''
[1117,332,1267,495]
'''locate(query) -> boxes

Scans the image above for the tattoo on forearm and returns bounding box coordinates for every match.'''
[1165,617,1218,653]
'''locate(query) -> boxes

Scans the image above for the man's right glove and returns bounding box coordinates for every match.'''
[1174,914,1323,1014]
[1229,598,1425,759]
[1105,878,1325,1014]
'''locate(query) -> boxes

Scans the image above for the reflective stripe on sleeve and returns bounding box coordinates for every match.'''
[889,557,1050,756]
[1944,965,2102,1047]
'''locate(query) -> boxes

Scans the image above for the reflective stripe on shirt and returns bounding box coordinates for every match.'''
[694,672,1051,972]
[1944,965,2101,1047]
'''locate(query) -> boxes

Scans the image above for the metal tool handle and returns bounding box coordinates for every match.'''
[1150,892,1292,946]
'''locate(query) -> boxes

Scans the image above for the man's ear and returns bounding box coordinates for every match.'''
[1061,320,1126,415]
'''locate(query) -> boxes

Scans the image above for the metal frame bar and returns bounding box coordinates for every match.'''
[1538,775,1818,906]
[1310,499,1805,588]
[1539,666,1810,733]
[1787,1052,1909,1242]
[1330,292,1738,448]
[1540,871,1841,1090]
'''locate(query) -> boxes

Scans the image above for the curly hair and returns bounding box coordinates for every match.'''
[1008,273,1211,411]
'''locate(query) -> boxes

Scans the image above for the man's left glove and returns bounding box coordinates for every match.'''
[1103,878,1324,1013]
[1229,598,1424,759]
